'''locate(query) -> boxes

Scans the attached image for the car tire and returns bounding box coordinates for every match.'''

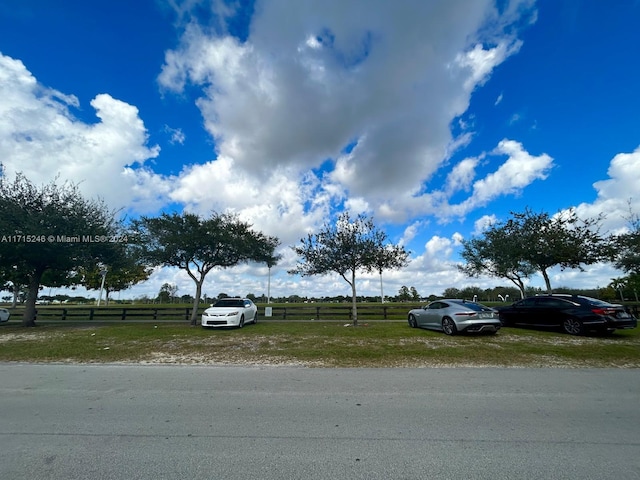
[238,315,245,328]
[562,317,583,335]
[442,317,457,336]
[499,314,510,327]
[253,312,258,324]
[408,314,417,328]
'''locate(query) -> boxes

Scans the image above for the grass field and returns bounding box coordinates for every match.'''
[1,321,639,368]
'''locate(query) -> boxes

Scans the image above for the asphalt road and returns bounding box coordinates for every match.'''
[1,364,639,480]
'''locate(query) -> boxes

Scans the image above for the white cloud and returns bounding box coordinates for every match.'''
[473,214,499,235]
[0,52,168,214]
[164,125,186,145]
[572,145,640,233]
[445,157,479,195]
[455,40,523,92]
[449,139,553,216]
[159,0,537,224]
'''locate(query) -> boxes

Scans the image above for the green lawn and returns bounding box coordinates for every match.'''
[1,321,638,367]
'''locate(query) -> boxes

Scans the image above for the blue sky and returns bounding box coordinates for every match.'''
[1,0,639,301]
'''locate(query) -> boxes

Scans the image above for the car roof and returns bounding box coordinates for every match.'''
[526,294,618,306]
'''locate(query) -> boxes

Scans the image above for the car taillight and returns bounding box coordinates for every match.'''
[592,308,616,316]
[455,312,476,317]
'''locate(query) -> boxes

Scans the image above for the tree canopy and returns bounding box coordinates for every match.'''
[289,213,409,325]
[459,208,608,295]
[77,244,152,304]
[611,209,640,276]
[130,211,279,325]
[0,171,122,326]
[459,222,536,298]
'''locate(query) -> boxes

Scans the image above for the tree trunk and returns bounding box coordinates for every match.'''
[541,269,553,294]
[22,268,44,327]
[190,280,204,326]
[11,284,19,308]
[351,270,358,326]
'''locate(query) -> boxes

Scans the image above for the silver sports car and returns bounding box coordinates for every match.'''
[408,299,501,335]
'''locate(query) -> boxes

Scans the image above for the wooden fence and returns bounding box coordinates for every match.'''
[16,304,418,323]
[7,302,640,324]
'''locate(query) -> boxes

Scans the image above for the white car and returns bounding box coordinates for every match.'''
[0,308,10,322]
[201,298,258,328]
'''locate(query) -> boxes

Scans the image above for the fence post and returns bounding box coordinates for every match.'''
[121,308,127,321]
[316,306,321,320]
[62,308,67,321]
[89,309,94,321]
[153,309,158,320]
[282,307,287,320]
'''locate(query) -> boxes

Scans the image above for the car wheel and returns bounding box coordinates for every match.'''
[442,317,457,336]
[238,315,245,328]
[562,317,583,335]
[253,312,258,324]
[408,314,417,328]
[499,314,510,327]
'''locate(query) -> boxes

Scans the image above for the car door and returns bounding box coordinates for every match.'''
[506,297,538,325]
[537,297,577,326]
[243,300,256,318]
[422,301,447,329]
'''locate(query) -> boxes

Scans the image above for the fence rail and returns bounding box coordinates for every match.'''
[11,304,421,323]
[5,302,639,323]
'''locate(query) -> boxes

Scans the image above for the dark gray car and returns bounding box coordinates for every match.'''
[408,299,501,335]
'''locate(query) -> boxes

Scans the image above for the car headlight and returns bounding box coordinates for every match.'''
[226,311,240,316]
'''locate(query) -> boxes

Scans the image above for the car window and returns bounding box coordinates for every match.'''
[577,296,614,307]
[517,298,537,307]
[450,301,486,312]
[537,297,575,308]
[214,299,244,307]
[428,302,445,310]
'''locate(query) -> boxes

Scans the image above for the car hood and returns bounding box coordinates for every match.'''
[204,307,243,315]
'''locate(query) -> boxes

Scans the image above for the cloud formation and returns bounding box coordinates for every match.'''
[159,0,539,226]
[0,52,168,214]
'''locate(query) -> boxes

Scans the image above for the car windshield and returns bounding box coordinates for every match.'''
[213,299,245,308]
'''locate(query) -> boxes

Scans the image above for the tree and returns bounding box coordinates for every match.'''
[398,286,411,302]
[289,213,409,326]
[156,283,178,303]
[0,264,29,308]
[77,245,151,304]
[511,208,607,293]
[459,222,535,299]
[611,207,640,275]
[0,172,121,326]
[442,287,461,298]
[459,208,607,295]
[131,212,279,325]
[410,287,420,301]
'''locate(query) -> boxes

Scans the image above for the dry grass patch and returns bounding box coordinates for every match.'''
[0,321,638,368]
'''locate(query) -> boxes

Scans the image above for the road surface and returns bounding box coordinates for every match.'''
[1,364,639,479]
